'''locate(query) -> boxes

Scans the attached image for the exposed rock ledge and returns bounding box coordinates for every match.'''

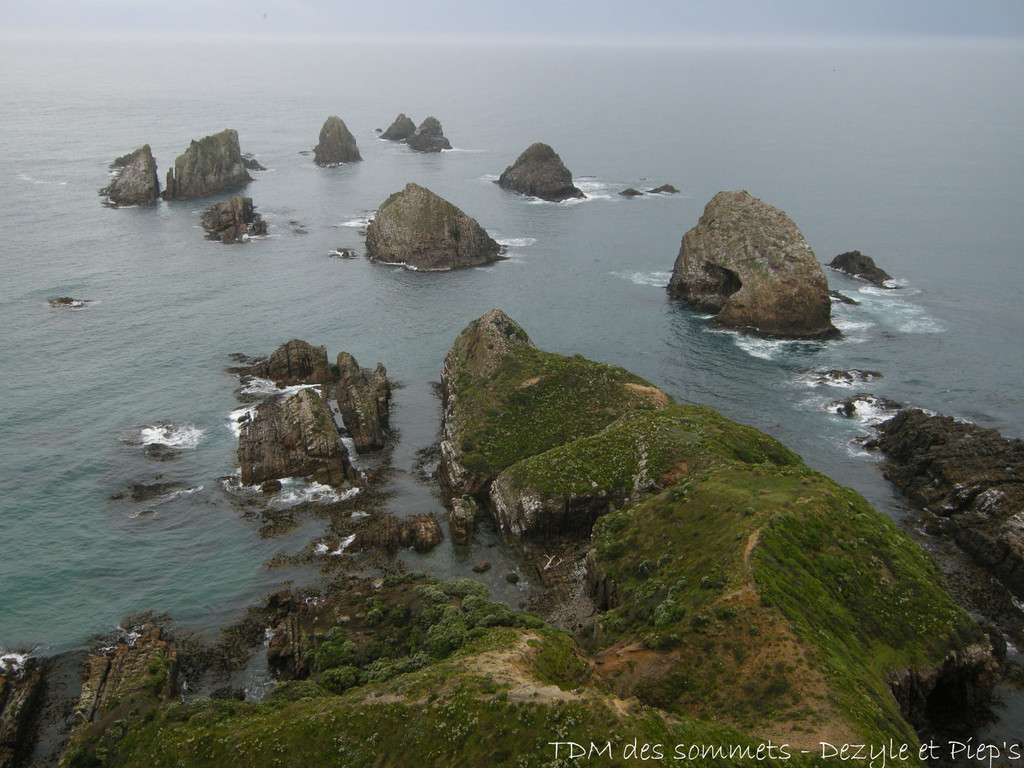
[829,250,894,287]
[667,190,838,339]
[868,408,1024,599]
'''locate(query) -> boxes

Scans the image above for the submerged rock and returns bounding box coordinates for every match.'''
[405,116,451,152]
[48,297,89,309]
[101,144,160,205]
[667,190,838,339]
[497,142,584,202]
[380,113,416,141]
[242,154,267,171]
[829,250,894,287]
[200,195,267,243]
[313,115,362,166]
[619,188,643,198]
[334,353,391,452]
[869,409,1024,599]
[364,182,501,270]
[163,129,252,200]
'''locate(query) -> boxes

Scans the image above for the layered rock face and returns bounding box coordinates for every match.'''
[313,115,362,166]
[667,190,837,339]
[0,658,45,768]
[101,145,160,205]
[497,142,584,202]
[334,353,390,452]
[829,250,894,287]
[869,408,1024,598]
[163,129,252,200]
[237,388,360,488]
[351,513,443,553]
[364,182,501,270]
[200,195,267,243]
[405,116,451,152]
[380,113,416,141]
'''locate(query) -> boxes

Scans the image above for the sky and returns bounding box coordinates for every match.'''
[4,0,1024,43]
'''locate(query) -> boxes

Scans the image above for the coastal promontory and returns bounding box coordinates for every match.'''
[313,115,362,166]
[364,182,501,270]
[101,145,159,206]
[163,129,252,200]
[667,190,837,339]
[497,142,585,202]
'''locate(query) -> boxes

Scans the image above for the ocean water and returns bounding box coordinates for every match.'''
[1,35,1022,693]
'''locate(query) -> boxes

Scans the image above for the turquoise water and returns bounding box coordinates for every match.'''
[1,37,1021,678]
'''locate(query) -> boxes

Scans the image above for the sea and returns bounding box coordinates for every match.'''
[1,34,1022,739]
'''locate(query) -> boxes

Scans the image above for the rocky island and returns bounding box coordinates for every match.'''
[364,182,502,270]
[404,116,451,152]
[667,190,838,339]
[829,250,895,287]
[163,129,252,201]
[200,195,267,243]
[380,112,416,141]
[497,142,585,201]
[313,115,362,166]
[101,145,160,206]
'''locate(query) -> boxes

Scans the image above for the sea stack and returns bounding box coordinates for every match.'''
[200,195,267,243]
[364,183,501,270]
[163,129,252,200]
[380,113,416,141]
[313,115,362,166]
[497,142,584,202]
[405,116,451,153]
[101,145,160,205]
[667,190,837,339]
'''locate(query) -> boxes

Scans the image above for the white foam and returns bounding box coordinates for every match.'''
[227,406,256,438]
[341,437,358,461]
[239,377,320,399]
[339,216,373,228]
[272,478,361,507]
[828,395,900,428]
[479,173,500,182]
[314,533,357,556]
[0,651,30,677]
[611,270,672,288]
[495,237,537,248]
[167,485,203,501]
[137,422,203,450]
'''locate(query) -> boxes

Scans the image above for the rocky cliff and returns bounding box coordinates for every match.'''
[667,190,837,339]
[200,195,266,243]
[163,129,252,200]
[364,182,501,270]
[497,142,584,202]
[869,408,1024,599]
[101,145,160,206]
[334,353,390,452]
[405,116,451,152]
[244,338,334,388]
[313,115,362,166]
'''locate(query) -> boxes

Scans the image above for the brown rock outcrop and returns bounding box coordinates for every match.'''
[334,353,391,452]
[237,388,360,489]
[869,408,1024,598]
[667,190,837,339]
[405,116,450,152]
[245,339,334,387]
[200,195,267,243]
[0,657,45,768]
[351,513,443,553]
